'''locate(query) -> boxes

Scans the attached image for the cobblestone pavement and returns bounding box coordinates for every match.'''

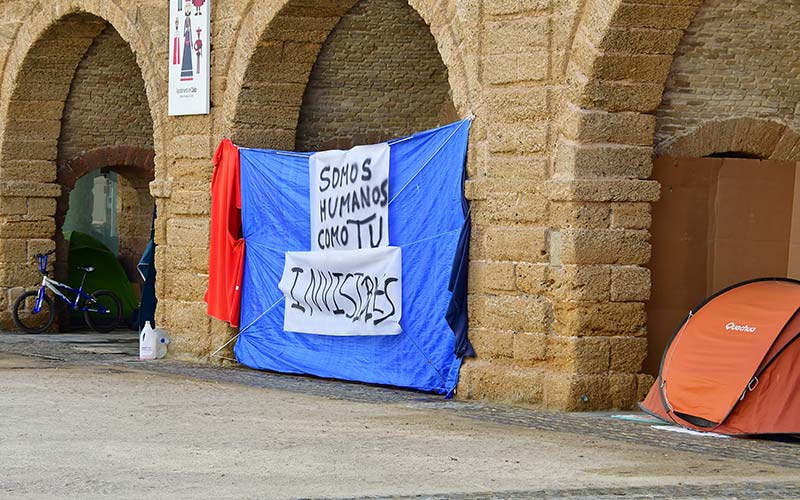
[1,331,798,480]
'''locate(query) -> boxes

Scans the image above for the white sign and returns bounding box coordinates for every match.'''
[279,247,402,336]
[310,143,390,251]
[168,0,210,116]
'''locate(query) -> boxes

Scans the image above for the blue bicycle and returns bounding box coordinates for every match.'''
[12,249,122,333]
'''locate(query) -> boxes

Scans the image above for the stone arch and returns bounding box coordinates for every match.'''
[657,118,800,161]
[219,0,473,148]
[56,146,155,283]
[0,4,162,329]
[0,2,165,177]
[540,0,702,409]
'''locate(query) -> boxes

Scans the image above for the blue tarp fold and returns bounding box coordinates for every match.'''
[234,119,473,394]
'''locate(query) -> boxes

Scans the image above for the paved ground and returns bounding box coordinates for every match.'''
[0,332,798,500]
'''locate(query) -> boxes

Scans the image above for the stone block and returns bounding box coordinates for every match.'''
[583,52,673,83]
[513,332,548,363]
[548,336,610,374]
[470,294,551,333]
[545,179,660,203]
[554,301,647,336]
[544,373,611,411]
[485,226,548,262]
[611,3,697,30]
[469,261,516,294]
[594,26,684,55]
[611,203,651,229]
[468,327,514,358]
[1,160,57,183]
[457,359,545,405]
[611,266,651,302]
[27,239,54,259]
[166,217,210,247]
[483,156,549,181]
[0,239,27,261]
[560,228,650,265]
[27,198,56,217]
[1,140,59,162]
[573,78,664,113]
[488,122,548,153]
[550,265,611,302]
[162,271,209,302]
[0,217,55,239]
[170,190,212,216]
[0,264,41,287]
[483,88,549,121]
[550,202,611,229]
[483,18,549,54]
[609,373,638,410]
[514,263,549,295]
[169,135,211,160]
[474,193,549,226]
[553,141,653,179]
[157,299,211,339]
[560,107,656,146]
[483,53,549,84]
[610,336,648,373]
[0,197,27,216]
[0,181,61,198]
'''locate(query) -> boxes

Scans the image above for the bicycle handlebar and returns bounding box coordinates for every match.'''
[34,249,56,258]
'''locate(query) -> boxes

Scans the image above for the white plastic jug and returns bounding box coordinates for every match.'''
[155,327,170,359]
[139,321,157,360]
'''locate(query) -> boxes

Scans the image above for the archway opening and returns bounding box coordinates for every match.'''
[644,0,800,375]
[230,0,456,151]
[0,14,155,331]
[647,154,800,374]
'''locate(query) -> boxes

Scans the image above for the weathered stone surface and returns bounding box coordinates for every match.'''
[548,336,610,374]
[470,294,552,333]
[560,229,651,265]
[554,302,647,337]
[610,337,648,373]
[611,266,651,302]
[458,359,545,405]
[485,226,548,262]
[469,261,516,294]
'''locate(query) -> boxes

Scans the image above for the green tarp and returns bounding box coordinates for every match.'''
[66,231,138,324]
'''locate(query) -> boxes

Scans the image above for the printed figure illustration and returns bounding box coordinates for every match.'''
[194,28,203,75]
[172,17,181,65]
[180,6,194,80]
[193,0,205,15]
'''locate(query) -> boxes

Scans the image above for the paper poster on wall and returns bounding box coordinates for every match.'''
[168,0,210,116]
[278,247,402,336]
[309,143,390,251]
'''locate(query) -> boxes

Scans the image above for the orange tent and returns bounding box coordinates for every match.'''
[641,278,800,435]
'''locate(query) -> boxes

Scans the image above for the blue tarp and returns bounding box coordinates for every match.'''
[234,119,473,395]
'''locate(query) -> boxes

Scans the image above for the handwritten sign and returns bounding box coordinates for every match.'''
[309,143,390,251]
[278,247,402,336]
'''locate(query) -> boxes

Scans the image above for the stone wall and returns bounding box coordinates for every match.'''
[295,0,454,151]
[0,0,797,410]
[655,0,800,151]
[58,25,154,162]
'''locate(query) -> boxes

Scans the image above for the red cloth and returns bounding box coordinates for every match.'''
[205,139,245,327]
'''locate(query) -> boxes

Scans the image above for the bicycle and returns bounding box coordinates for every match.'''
[12,249,123,334]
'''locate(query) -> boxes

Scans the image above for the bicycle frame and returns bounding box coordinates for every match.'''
[32,253,110,315]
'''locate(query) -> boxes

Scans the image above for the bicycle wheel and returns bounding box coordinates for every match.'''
[83,290,122,333]
[12,291,55,334]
